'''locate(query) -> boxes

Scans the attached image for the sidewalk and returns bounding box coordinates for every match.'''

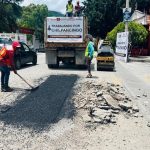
[129,56,150,62]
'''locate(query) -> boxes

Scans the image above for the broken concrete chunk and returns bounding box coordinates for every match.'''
[99,106,111,110]
[143,94,147,97]
[110,87,119,94]
[113,94,125,101]
[147,122,150,127]
[132,106,139,112]
[96,91,103,97]
[98,97,104,102]
[92,108,112,120]
[111,110,119,114]
[104,116,111,123]
[93,117,103,123]
[119,102,132,111]
[127,109,133,114]
[82,114,92,123]
[133,114,139,118]
[110,117,117,124]
[103,94,120,110]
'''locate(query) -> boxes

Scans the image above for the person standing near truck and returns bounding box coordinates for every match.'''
[66,0,74,17]
[75,1,82,16]
[85,34,94,78]
[0,41,19,92]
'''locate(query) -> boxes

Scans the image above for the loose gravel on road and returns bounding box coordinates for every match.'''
[0,53,150,150]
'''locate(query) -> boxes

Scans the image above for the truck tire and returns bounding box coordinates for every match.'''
[32,55,37,65]
[49,58,59,69]
[48,64,59,69]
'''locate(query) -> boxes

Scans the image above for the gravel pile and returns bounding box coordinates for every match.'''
[72,81,140,124]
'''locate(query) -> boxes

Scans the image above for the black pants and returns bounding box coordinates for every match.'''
[66,12,73,17]
[0,66,10,87]
[86,57,92,74]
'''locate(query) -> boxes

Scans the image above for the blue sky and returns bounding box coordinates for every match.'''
[21,0,85,13]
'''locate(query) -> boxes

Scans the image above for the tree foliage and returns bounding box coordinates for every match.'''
[107,22,148,47]
[83,0,150,38]
[83,0,123,38]
[0,0,22,32]
[17,4,48,42]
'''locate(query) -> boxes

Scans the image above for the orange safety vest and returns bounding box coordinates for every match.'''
[0,47,7,61]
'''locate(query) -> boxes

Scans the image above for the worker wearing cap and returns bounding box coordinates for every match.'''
[0,41,19,92]
[85,34,94,78]
[66,0,74,17]
[75,1,81,17]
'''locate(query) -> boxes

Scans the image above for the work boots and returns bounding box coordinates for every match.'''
[1,85,5,92]
[1,85,13,92]
[86,73,92,78]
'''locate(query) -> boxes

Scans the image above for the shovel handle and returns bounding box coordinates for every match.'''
[17,73,34,89]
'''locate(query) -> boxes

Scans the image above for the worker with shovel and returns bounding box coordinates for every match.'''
[0,41,19,92]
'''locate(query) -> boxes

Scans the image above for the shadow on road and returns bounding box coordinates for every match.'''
[50,63,87,71]
[0,75,78,131]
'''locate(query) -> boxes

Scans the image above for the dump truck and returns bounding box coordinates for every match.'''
[44,17,88,68]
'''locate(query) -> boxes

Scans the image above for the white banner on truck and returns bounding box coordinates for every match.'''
[47,17,84,43]
[116,32,129,62]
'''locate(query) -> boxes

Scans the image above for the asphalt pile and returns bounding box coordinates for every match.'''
[73,81,140,124]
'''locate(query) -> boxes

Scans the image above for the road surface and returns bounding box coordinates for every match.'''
[0,53,150,150]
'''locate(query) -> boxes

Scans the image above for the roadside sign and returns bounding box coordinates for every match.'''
[19,27,35,35]
[0,33,27,43]
[123,8,131,22]
[116,32,129,62]
[46,17,84,43]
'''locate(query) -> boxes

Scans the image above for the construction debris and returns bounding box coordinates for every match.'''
[73,81,140,125]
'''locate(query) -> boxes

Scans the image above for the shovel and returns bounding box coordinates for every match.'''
[16,73,39,91]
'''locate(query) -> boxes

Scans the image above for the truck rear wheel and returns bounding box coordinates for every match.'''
[48,63,59,68]
[48,59,59,69]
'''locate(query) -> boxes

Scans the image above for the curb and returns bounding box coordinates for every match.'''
[129,58,150,63]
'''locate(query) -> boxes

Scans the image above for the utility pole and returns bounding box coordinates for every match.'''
[125,0,129,63]
[125,0,129,32]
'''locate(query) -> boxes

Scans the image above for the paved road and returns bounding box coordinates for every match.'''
[0,53,150,149]
[116,61,150,121]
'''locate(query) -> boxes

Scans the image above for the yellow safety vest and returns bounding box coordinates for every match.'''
[85,46,89,57]
[67,4,73,12]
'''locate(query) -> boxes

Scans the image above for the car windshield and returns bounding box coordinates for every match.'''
[0,38,12,45]
[98,46,114,57]
[101,45,112,51]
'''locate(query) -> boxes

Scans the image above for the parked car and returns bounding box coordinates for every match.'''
[14,42,37,69]
[0,38,37,69]
[97,45,115,71]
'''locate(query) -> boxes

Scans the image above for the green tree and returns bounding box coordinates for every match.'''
[0,0,22,32]
[83,0,150,38]
[17,4,48,42]
[107,22,148,48]
[83,0,126,38]
[130,0,150,12]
